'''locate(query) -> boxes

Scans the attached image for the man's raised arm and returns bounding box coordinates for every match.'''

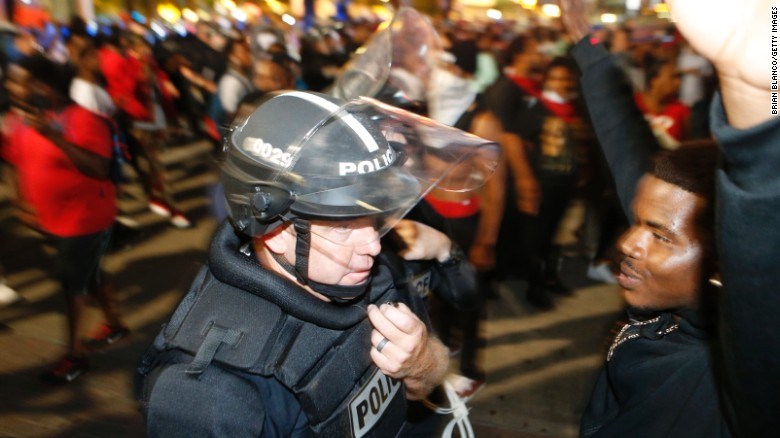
[562,0,659,219]
[669,1,780,435]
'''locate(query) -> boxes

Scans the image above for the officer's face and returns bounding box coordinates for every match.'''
[616,175,708,311]
[306,217,383,286]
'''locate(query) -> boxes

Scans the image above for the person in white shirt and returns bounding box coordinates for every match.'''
[69,42,116,119]
[216,38,254,122]
[677,42,713,107]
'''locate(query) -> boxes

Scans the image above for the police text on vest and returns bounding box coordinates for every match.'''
[349,369,402,438]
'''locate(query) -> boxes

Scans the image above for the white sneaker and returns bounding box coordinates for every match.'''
[0,282,21,307]
[115,215,141,228]
[170,212,192,229]
[587,263,617,284]
[148,199,173,218]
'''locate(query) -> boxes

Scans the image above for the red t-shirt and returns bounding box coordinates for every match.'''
[634,93,690,142]
[1,110,24,161]
[7,105,117,237]
[99,47,151,121]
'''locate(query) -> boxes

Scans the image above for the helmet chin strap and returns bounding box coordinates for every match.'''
[270,218,370,304]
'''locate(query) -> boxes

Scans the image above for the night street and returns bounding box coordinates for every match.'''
[0,140,623,437]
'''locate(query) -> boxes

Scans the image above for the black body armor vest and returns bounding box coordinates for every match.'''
[137,224,424,437]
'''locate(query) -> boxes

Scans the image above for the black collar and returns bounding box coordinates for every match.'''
[207,222,395,330]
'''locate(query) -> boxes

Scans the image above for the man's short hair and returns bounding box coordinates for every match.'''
[649,140,719,244]
[650,140,718,200]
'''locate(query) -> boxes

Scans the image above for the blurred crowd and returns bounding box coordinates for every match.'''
[0,2,721,417]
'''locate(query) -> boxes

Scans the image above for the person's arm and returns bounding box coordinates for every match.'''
[501,132,541,215]
[711,98,780,436]
[25,112,110,180]
[155,65,180,100]
[567,38,658,219]
[392,219,453,263]
[469,111,506,269]
[649,0,780,434]
[46,131,110,180]
[560,0,658,218]
[181,65,218,94]
[369,220,453,399]
[472,53,500,94]
[393,220,479,310]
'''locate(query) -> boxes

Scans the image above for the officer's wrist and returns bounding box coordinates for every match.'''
[436,242,462,267]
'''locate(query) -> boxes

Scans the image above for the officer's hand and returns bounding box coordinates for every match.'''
[668,0,772,128]
[393,220,453,262]
[367,303,448,400]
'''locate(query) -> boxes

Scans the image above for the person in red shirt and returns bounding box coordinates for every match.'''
[98,30,191,228]
[7,55,129,384]
[633,60,690,149]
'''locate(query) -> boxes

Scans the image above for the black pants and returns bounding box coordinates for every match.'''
[521,181,575,268]
[55,227,113,296]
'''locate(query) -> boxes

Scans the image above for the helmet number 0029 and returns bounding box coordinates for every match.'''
[242,137,293,168]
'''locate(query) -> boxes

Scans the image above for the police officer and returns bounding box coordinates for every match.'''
[135,90,499,437]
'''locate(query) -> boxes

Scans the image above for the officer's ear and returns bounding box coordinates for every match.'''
[262,222,292,255]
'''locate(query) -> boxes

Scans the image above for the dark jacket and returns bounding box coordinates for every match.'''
[710,90,780,436]
[569,39,733,437]
[571,37,780,436]
[581,310,729,437]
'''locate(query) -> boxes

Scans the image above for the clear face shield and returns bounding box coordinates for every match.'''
[331,7,442,104]
[222,92,499,249]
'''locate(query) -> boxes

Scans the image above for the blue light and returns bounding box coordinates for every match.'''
[86,21,98,37]
[131,10,147,24]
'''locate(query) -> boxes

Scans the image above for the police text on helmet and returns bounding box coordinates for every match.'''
[339,147,396,176]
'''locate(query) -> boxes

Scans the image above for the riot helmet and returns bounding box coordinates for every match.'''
[222,90,499,300]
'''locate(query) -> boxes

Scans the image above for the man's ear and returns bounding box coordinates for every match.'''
[261,222,292,255]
